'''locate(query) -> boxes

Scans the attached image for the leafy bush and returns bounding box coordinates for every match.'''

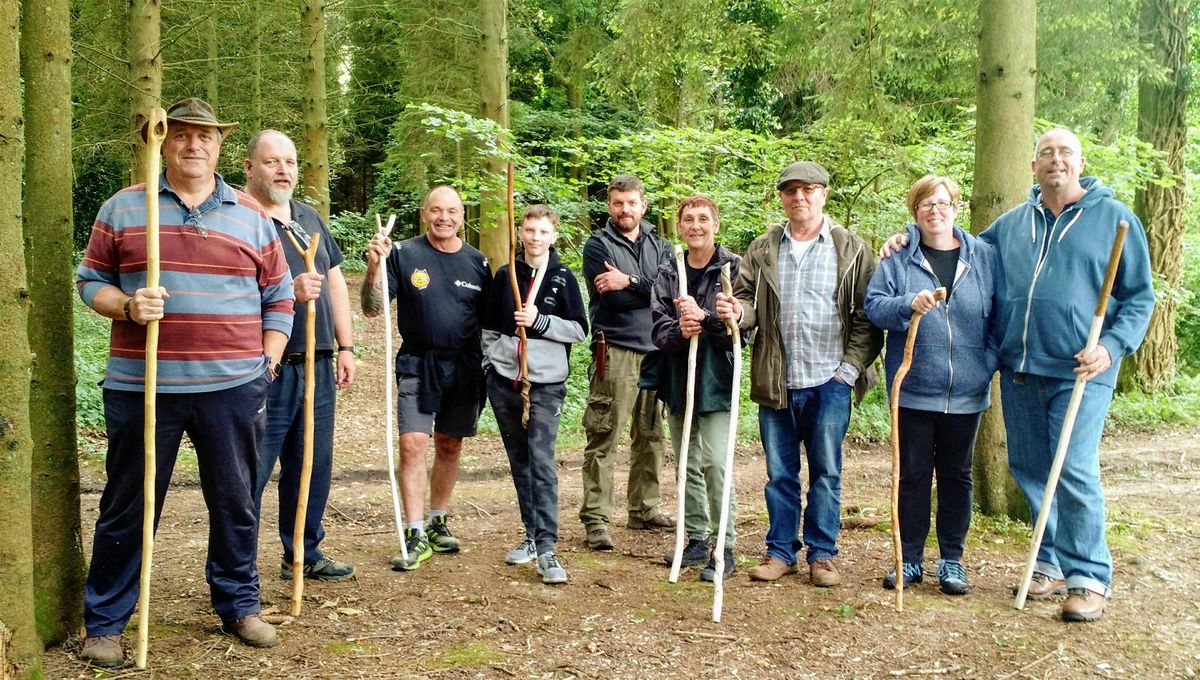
[328,211,375,273]
[1107,373,1200,430]
[74,295,110,436]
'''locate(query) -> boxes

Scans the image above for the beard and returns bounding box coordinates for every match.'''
[252,174,295,206]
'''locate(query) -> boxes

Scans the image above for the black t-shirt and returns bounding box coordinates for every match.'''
[276,201,344,353]
[684,250,718,297]
[385,234,491,355]
[920,244,960,300]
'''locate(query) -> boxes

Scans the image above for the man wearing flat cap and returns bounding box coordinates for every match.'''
[76,97,295,666]
[716,161,882,587]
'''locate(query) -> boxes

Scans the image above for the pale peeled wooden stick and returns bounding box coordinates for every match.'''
[668,245,699,583]
[377,214,407,562]
[712,262,740,622]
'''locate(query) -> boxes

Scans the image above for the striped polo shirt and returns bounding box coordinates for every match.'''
[76,172,295,393]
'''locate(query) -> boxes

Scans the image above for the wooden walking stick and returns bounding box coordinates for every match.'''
[283,228,321,617]
[668,245,700,583]
[135,107,167,670]
[889,286,946,612]
[377,214,407,562]
[1014,221,1128,610]
[712,263,741,622]
[505,162,533,425]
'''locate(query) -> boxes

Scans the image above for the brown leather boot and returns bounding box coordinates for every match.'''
[747,556,800,581]
[1061,588,1107,622]
[80,635,124,667]
[1012,571,1068,600]
[221,613,278,648]
[809,559,841,587]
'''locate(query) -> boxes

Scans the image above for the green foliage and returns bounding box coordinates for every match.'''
[1176,234,1200,374]
[1107,374,1200,429]
[327,211,374,273]
[73,295,109,436]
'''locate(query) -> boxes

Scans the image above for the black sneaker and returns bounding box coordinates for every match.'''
[664,538,711,567]
[390,528,433,571]
[699,547,736,582]
[425,515,461,554]
[280,556,355,582]
[883,562,924,589]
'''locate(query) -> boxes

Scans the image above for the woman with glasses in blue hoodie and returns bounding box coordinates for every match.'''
[865,175,1002,596]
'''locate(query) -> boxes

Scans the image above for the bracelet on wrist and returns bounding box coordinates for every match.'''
[338,345,356,354]
[123,297,134,322]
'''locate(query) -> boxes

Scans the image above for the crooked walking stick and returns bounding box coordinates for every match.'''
[889,286,946,612]
[377,213,408,563]
[506,162,533,425]
[668,245,699,583]
[1014,221,1128,610]
[712,263,741,622]
[135,106,167,670]
[282,228,321,616]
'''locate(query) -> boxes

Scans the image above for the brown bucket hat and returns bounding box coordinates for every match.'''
[164,97,239,136]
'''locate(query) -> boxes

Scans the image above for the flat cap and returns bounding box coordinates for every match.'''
[776,161,829,189]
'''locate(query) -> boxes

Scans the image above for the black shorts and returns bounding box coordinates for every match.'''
[396,372,481,438]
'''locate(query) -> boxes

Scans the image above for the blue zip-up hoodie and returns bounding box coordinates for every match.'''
[866,224,1001,413]
[979,176,1155,388]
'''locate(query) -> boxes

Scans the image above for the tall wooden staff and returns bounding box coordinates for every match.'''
[889,286,945,612]
[135,107,167,670]
[1014,222,1128,610]
[506,162,532,425]
[282,229,321,616]
[668,245,699,583]
[376,214,407,562]
[711,263,741,622]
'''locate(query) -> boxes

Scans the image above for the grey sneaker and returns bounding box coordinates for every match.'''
[505,537,537,565]
[937,559,969,595]
[537,552,569,584]
[883,562,924,590]
[281,556,355,582]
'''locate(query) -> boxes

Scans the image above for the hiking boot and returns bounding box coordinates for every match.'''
[664,538,710,567]
[505,537,537,565]
[699,547,736,582]
[1061,588,1107,622]
[937,559,969,595]
[537,552,569,585]
[1013,571,1068,600]
[809,559,841,587]
[628,513,675,530]
[425,515,461,553]
[280,556,355,582]
[747,556,800,581]
[586,527,614,551]
[80,635,124,668]
[883,562,924,590]
[390,528,433,571]
[221,614,278,648]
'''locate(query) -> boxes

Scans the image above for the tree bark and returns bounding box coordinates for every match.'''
[478,0,509,273]
[1126,0,1188,394]
[206,17,219,110]
[302,0,331,221]
[0,0,43,673]
[251,0,263,132]
[970,0,1036,519]
[128,0,162,184]
[21,0,85,646]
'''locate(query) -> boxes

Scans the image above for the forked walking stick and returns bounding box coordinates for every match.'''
[135,106,167,670]
[668,245,699,583]
[505,162,532,425]
[1014,221,1128,610]
[712,263,741,622]
[376,214,407,562]
[282,228,321,616]
[889,286,946,612]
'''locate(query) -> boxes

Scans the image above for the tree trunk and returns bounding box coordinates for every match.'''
[969,0,1036,519]
[478,0,509,273]
[128,0,162,184]
[0,0,42,673]
[21,0,85,646]
[206,17,219,109]
[251,0,263,132]
[1126,0,1188,394]
[302,0,331,221]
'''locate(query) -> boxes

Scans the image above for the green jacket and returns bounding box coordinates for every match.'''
[733,220,883,409]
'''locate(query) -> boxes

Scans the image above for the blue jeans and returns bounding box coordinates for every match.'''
[1001,370,1114,597]
[759,378,851,564]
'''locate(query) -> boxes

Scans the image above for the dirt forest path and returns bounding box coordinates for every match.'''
[47,298,1200,679]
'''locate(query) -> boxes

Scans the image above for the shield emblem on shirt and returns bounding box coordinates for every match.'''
[411,268,430,290]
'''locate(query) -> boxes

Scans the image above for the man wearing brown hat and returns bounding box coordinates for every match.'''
[75,98,294,665]
[715,161,882,586]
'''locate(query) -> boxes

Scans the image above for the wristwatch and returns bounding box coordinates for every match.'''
[271,361,284,379]
[629,275,640,289]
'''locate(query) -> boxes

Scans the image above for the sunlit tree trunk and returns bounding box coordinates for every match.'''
[128,0,161,183]
[478,0,508,273]
[302,0,331,221]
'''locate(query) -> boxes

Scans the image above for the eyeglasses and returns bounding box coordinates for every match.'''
[917,200,955,213]
[1037,146,1077,159]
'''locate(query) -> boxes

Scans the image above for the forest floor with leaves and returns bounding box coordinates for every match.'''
[45,308,1200,680]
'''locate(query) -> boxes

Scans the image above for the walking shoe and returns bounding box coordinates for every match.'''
[1012,571,1068,600]
[537,552,569,585]
[80,635,124,667]
[937,559,969,595]
[390,528,433,571]
[505,537,537,565]
[280,556,355,582]
[747,556,800,581]
[809,559,841,587]
[664,538,710,567]
[586,526,614,551]
[221,614,278,648]
[425,515,461,553]
[883,562,925,590]
[699,547,736,582]
[627,512,675,530]
[1061,588,1107,622]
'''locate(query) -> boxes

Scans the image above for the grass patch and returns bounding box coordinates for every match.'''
[324,640,380,655]
[1107,373,1200,429]
[437,642,506,668]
